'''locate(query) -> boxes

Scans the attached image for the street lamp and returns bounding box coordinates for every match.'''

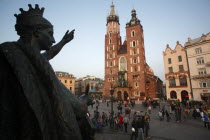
[110,87,114,128]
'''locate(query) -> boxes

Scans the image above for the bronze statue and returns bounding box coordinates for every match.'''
[0,4,94,140]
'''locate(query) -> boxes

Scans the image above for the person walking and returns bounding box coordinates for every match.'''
[144,112,150,122]
[192,108,197,119]
[162,109,165,120]
[126,107,131,119]
[148,105,152,114]
[203,111,210,129]
[165,110,170,122]
[118,114,124,131]
[123,114,129,133]
[144,118,150,139]
[137,115,145,140]
[102,112,107,127]
[175,106,178,122]
[177,106,182,122]
[130,118,138,140]
[107,100,109,107]
[159,110,163,121]
[133,112,137,120]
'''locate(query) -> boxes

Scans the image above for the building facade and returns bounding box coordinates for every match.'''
[103,3,162,100]
[55,71,76,94]
[185,33,210,101]
[75,75,104,97]
[163,42,192,101]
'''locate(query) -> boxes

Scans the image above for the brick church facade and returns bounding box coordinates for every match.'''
[103,3,163,100]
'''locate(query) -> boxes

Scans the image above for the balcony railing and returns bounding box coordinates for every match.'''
[191,74,210,79]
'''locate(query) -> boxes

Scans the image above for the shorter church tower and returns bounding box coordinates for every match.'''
[126,9,147,99]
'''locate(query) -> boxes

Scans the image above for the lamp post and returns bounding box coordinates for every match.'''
[110,87,114,128]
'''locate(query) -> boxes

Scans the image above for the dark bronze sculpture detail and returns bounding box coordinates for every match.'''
[0,4,94,140]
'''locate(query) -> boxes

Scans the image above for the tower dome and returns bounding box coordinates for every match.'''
[107,2,119,24]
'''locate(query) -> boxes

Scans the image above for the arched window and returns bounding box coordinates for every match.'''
[135,82,138,87]
[133,41,136,47]
[133,49,136,55]
[109,39,112,44]
[109,46,113,51]
[119,56,127,71]
[170,91,177,99]
[179,75,187,86]
[133,58,137,64]
[110,61,112,67]
[110,54,112,58]
[131,30,135,37]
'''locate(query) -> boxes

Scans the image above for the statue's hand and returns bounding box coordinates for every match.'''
[62,29,75,44]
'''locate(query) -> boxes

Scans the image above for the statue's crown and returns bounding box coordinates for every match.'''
[14,4,45,23]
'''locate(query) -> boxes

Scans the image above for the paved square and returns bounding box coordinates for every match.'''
[88,100,210,140]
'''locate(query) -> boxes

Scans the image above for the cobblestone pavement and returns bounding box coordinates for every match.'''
[88,100,210,140]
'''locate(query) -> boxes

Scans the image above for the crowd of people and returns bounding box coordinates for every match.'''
[88,98,152,139]
[87,97,210,140]
[144,98,210,130]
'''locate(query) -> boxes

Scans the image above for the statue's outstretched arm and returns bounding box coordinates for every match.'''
[42,29,75,60]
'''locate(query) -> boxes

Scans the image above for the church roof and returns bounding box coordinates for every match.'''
[118,40,127,54]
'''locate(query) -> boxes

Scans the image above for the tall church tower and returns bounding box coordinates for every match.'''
[103,4,161,100]
[104,2,121,96]
[126,9,146,98]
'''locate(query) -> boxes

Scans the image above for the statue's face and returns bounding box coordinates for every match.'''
[37,27,55,51]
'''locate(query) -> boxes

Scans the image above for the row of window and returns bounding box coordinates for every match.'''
[199,80,210,88]
[130,48,139,55]
[130,57,140,64]
[58,73,74,77]
[107,60,116,67]
[107,58,140,67]
[195,47,202,54]
[107,53,115,59]
[106,45,115,51]
[198,68,207,75]
[168,56,182,64]
[109,30,136,38]
[170,78,210,88]
[131,66,141,72]
[168,56,205,65]
[108,77,115,82]
[196,57,205,64]
[61,79,73,84]
[169,76,188,86]
[169,67,207,75]
[168,65,184,73]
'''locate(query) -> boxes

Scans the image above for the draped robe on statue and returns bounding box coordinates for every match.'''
[0,41,90,140]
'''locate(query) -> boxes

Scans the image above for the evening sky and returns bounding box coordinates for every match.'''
[0,0,210,82]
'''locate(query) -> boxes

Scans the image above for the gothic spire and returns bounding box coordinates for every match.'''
[107,2,119,24]
[110,2,115,16]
